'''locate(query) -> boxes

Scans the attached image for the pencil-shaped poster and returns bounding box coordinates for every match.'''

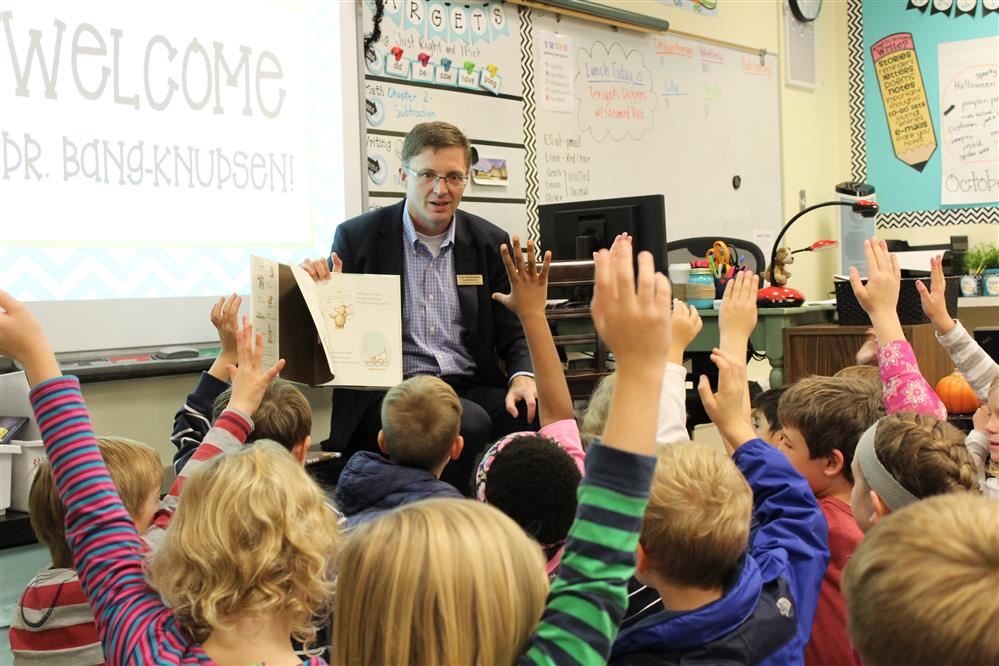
[871,33,937,172]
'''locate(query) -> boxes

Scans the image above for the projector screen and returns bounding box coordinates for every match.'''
[0,0,363,353]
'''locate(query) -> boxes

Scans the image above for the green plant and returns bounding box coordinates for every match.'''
[963,243,999,274]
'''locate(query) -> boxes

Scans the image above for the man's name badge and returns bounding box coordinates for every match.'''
[457,274,484,286]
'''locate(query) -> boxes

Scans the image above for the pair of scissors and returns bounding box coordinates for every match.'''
[706,241,731,277]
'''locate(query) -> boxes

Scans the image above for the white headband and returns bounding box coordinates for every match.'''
[856,421,919,512]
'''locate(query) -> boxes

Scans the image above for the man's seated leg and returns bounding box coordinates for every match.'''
[457,382,540,440]
[440,397,491,495]
[322,390,385,485]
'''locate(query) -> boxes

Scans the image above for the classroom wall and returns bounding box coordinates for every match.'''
[589,0,853,299]
[81,374,333,469]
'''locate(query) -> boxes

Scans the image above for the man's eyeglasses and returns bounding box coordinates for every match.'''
[404,167,468,189]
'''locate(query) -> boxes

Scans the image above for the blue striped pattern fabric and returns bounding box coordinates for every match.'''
[400,203,476,378]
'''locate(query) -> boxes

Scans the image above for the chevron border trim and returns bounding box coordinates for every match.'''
[877,207,999,229]
[520,6,540,243]
[847,0,866,182]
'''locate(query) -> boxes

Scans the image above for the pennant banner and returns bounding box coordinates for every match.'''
[955,0,977,15]
[931,0,954,14]
[907,0,930,11]
[376,0,509,44]
[984,0,999,14]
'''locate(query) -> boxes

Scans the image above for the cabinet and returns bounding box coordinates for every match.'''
[783,323,954,386]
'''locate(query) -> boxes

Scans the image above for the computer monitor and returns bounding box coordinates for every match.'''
[538,194,667,273]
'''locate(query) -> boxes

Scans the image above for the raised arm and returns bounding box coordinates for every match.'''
[148,319,284,545]
[659,300,703,445]
[0,291,172,662]
[492,237,572,427]
[918,255,999,400]
[850,238,946,418]
[171,294,241,473]
[518,237,670,665]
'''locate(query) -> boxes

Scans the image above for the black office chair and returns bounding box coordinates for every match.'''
[665,236,766,435]
[665,236,767,278]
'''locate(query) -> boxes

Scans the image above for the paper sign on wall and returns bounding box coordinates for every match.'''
[938,36,999,205]
[539,31,574,113]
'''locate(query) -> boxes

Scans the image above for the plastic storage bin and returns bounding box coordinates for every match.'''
[833,276,959,326]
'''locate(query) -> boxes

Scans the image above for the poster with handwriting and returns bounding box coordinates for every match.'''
[938,36,998,205]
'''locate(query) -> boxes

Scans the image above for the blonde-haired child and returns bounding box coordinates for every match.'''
[10,437,162,665]
[917,254,999,498]
[335,374,464,526]
[842,493,999,666]
[0,292,337,666]
[334,235,672,664]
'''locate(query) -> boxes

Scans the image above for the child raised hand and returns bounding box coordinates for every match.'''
[849,237,904,345]
[668,299,703,366]
[850,237,946,418]
[591,236,672,455]
[915,255,955,336]
[0,291,60,387]
[697,348,756,453]
[491,236,569,428]
[719,270,759,357]
[224,317,286,416]
[205,293,241,383]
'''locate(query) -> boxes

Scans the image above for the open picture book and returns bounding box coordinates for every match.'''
[250,256,402,389]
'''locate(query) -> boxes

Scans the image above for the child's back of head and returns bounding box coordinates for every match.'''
[15,437,164,664]
[778,375,886,489]
[850,413,977,531]
[640,442,753,588]
[843,493,999,666]
[30,436,163,566]
[380,375,462,470]
[334,498,547,665]
[475,434,581,563]
[147,441,337,647]
[212,378,312,452]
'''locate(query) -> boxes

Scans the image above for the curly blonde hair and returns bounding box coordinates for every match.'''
[147,441,337,646]
[334,498,548,665]
[872,413,978,498]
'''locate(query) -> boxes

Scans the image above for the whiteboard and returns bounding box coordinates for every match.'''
[358,1,783,245]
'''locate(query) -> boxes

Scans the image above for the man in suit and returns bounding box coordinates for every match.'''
[302,122,537,493]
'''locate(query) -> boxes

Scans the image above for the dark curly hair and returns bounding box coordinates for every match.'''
[482,436,581,557]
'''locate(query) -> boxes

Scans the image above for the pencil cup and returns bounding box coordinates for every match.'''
[960,275,981,297]
[686,268,715,309]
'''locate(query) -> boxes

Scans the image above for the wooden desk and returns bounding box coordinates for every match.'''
[783,323,955,386]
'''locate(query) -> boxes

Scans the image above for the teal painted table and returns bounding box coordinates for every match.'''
[553,303,836,389]
[690,304,837,387]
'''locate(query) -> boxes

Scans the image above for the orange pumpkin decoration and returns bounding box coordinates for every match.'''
[935,372,978,414]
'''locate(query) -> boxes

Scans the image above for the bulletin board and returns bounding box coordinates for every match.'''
[358,0,784,245]
[848,0,999,228]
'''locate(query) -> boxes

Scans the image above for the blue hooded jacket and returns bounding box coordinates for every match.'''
[611,439,830,666]
[334,451,463,527]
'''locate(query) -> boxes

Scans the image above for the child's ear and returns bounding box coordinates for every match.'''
[449,435,464,461]
[635,542,651,575]
[869,490,890,523]
[377,430,389,455]
[291,435,312,464]
[824,449,846,477]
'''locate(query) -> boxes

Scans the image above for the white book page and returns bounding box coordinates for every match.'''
[250,256,280,370]
[289,266,402,389]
